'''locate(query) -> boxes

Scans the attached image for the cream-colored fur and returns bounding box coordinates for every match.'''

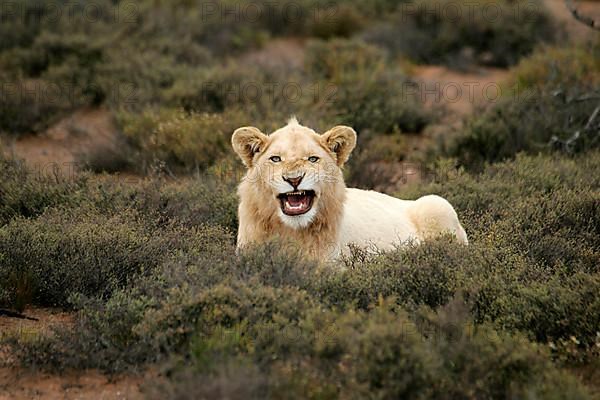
[232,118,467,260]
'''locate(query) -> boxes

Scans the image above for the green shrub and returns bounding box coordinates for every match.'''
[398,152,600,348]
[509,45,600,91]
[345,133,409,189]
[0,205,232,310]
[16,280,590,398]
[414,301,590,400]
[446,87,600,170]
[306,4,366,39]
[12,292,156,372]
[364,0,557,68]
[118,109,231,173]
[0,156,89,225]
[0,0,434,142]
[164,63,295,118]
[4,147,600,397]
[150,177,239,232]
[0,0,410,136]
[306,39,387,81]
[9,32,103,81]
[0,0,44,52]
[0,77,78,135]
[0,152,240,229]
[93,45,203,109]
[0,28,110,134]
[162,61,341,135]
[76,142,134,174]
[306,39,431,134]
[154,297,591,399]
[431,44,599,170]
[184,0,393,42]
[490,273,600,346]
[401,152,600,215]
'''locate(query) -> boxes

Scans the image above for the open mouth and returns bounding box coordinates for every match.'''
[277,190,315,216]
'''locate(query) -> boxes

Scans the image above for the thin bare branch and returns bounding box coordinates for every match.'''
[565,0,600,30]
[584,106,600,131]
[0,309,39,321]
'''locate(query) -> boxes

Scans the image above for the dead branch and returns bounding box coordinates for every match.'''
[565,0,600,30]
[584,105,600,131]
[0,309,39,321]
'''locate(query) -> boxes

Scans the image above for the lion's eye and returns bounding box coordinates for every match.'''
[308,156,319,163]
[269,156,282,163]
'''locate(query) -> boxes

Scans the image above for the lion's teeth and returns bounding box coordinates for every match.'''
[285,191,310,196]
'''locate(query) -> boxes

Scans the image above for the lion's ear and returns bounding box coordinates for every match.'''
[321,126,357,166]
[232,126,268,168]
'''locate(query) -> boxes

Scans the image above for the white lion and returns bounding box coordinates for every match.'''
[232,118,468,260]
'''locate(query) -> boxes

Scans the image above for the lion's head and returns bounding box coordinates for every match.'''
[232,118,356,232]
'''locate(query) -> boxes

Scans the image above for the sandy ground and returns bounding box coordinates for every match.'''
[240,37,306,69]
[0,308,73,338]
[0,308,146,399]
[1,108,121,176]
[411,66,510,117]
[0,368,145,400]
[545,0,600,41]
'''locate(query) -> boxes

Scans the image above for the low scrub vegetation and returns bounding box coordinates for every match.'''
[364,0,557,68]
[88,38,435,173]
[117,109,234,174]
[441,44,600,170]
[306,39,432,134]
[1,148,599,397]
[0,0,558,145]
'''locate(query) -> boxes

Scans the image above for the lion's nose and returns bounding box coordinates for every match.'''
[284,175,303,189]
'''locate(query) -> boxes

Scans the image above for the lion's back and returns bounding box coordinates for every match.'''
[337,188,418,253]
[337,189,467,255]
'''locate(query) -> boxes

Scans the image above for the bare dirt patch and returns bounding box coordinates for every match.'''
[0,308,72,340]
[1,108,121,176]
[412,65,510,117]
[0,308,147,399]
[0,368,145,400]
[544,0,600,41]
[240,37,306,70]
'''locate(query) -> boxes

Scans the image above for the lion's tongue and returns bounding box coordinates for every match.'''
[284,194,310,214]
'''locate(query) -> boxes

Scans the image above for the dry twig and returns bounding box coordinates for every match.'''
[565,0,600,30]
